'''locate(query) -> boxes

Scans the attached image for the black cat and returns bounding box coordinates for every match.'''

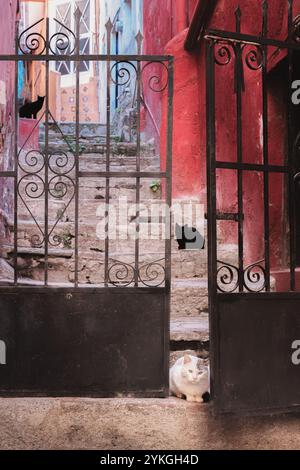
[175,223,205,250]
[19,95,45,119]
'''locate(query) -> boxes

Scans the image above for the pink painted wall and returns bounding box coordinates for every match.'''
[0,0,19,256]
[0,0,19,168]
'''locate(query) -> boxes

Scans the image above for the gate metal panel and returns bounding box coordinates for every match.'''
[206,0,300,414]
[217,293,300,413]
[0,288,168,396]
[0,12,173,395]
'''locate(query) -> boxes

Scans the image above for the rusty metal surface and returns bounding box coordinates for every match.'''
[0,288,168,396]
[217,293,300,414]
[0,13,173,395]
[206,0,300,414]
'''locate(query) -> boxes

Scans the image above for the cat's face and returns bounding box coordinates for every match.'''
[181,355,207,385]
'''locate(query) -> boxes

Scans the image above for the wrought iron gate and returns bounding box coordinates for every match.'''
[206,0,300,414]
[0,11,173,396]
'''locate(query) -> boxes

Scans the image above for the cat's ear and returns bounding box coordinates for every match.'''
[183,354,192,365]
[175,223,181,237]
[197,358,204,369]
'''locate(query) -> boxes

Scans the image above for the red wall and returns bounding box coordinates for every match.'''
[19,119,39,150]
[160,30,204,202]
[142,0,198,147]
[157,0,300,272]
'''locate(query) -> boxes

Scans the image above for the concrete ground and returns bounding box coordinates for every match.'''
[0,397,300,450]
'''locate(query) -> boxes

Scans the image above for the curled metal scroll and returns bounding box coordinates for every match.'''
[242,44,263,71]
[214,43,233,66]
[243,260,266,293]
[217,259,266,293]
[217,261,239,293]
[110,61,137,87]
[138,259,165,287]
[17,121,76,250]
[50,18,76,55]
[293,15,300,43]
[141,61,169,93]
[18,174,45,200]
[18,150,46,175]
[47,153,76,248]
[48,175,75,200]
[18,17,76,55]
[108,261,136,287]
[293,129,300,164]
[17,173,45,248]
[108,259,166,287]
[48,151,75,176]
[213,41,262,71]
[18,18,46,55]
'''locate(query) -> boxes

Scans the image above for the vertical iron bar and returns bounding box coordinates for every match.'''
[44,17,50,286]
[288,0,296,291]
[262,0,270,291]
[164,56,174,395]
[74,8,81,287]
[105,20,112,287]
[165,58,174,293]
[235,7,244,292]
[135,33,143,286]
[206,39,218,404]
[14,20,19,285]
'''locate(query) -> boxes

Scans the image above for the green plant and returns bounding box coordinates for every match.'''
[150,180,161,193]
[61,229,74,249]
[64,136,85,154]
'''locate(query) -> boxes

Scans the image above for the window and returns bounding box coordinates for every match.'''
[54,0,92,76]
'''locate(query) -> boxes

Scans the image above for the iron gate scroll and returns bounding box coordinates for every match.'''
[206,0,300,414]
[0,11,173,396]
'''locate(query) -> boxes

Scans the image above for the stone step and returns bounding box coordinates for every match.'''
[0,258,14,281]
[41,122,107,137]
[15,220,195,250]
[19,160,160,175]
[39,141,157,158]
[16,191,164,221]
[170,315,209,346]
[4,251,207,283]
[0,397,296,450]
[171,279,208,318]
[4,238,237,282]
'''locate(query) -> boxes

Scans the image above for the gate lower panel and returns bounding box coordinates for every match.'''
[0,287,168,397]
[214,293,300,414]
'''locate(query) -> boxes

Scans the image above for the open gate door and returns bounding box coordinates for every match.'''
[206,1,300,414]
[0,12,173,396]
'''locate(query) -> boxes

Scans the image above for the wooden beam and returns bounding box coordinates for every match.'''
[184,0,218,51]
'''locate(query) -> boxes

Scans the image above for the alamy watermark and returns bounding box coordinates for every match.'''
[0,341,6,365]
[291,340,300,365]
[292,81,300,105]
[94,199,205,241]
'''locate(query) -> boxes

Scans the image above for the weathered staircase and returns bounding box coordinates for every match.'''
[1,123,214,360]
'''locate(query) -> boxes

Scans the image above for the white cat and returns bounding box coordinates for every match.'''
[170,354,210,403]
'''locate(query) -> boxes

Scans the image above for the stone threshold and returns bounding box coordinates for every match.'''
[0,397,299,450]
